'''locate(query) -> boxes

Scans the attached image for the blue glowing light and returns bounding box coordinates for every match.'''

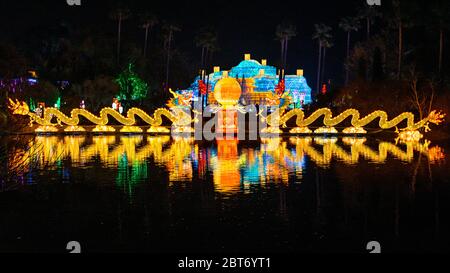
[175,57,312,106]
[229,60,277,78]
[285,76,312,105]
[254,76,277,92]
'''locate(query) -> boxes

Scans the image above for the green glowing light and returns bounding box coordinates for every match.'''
[54,97,61,109]
[116,63,149,101]
[29,98,36,112]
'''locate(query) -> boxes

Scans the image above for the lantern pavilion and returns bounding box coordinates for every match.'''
[175,54,312,108]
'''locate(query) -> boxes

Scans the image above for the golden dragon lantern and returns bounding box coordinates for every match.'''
[8,95,445,142]
[6,55,445,141]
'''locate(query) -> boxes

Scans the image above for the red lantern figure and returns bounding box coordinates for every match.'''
[321,84,327,95]
[275,79,285,95]
[198,80,207,95]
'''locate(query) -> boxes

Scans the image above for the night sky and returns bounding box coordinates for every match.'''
[0,0,365,86]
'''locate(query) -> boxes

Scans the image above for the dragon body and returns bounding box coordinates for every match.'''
[8,99,193,128]
[267,107,445,132]
[8,95,444,134]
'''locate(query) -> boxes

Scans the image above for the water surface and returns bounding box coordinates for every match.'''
[0,135,449,253]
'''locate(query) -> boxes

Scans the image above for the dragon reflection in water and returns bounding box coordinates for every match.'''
[5,136,445,193]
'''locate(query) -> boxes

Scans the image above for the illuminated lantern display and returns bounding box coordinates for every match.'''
[8,93,445,138]
[174,54,312,106]
[35,107,43,118]
[213,77,242,134]
[275,79,285,95]
[112,98,119,111]
[6,54,445,138]
[321,84,327,95]
[213,78,242,107]
[198,80,207,95]
[118,103,124,114]
[54,97,61,109]
[115,63,149,101]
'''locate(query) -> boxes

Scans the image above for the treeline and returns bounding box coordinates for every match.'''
[1,0,450,130]
[0,5,201,114]
[311,0,450,129]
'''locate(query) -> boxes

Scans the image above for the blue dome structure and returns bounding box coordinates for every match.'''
[175,54,313,107]
[229,60,277,78]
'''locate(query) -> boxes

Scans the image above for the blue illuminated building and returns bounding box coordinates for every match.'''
[176,54,312,107]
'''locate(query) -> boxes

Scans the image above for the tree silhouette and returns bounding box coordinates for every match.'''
[140,13,158,59]
[313,24,333,95]
[276,22,297,79]
[194,27,219,79]
[109,7,131,65]
[430,1,450,75]
[357,5,381,40]
[320,38,334,88]
[339,17,360,85]
[162,23,181,92]
[391,0,417,80]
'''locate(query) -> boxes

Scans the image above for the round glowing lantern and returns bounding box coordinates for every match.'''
[213,78,242,107]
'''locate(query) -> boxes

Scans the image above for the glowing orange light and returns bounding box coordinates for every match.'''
[213,78,242,107]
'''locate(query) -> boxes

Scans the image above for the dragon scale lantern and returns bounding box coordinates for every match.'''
[8,89,445,140]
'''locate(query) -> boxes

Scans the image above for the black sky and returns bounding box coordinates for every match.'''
[1,0,367,86]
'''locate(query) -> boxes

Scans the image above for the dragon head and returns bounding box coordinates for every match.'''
[166,89,193,108]
[8,98,30,115]
[427,110,446,125]
[420,110,446,133]
[265,92,291,107]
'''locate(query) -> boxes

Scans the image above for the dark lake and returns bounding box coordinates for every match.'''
[0,135,449,253]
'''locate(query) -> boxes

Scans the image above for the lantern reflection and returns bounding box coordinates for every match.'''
[211,139,241,192]
[6,136,445,193]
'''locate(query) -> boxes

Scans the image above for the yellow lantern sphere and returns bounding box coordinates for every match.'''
[213,78,242,107]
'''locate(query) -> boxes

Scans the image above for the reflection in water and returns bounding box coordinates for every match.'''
[211,139,241,192]
[290,137,442,167]
[6,136,445,194]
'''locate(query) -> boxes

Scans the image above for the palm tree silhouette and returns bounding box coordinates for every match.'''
[195,27,219,108]
[320,38,333,89]
[276,22,297,79]
[431,1,450,75]
[194,28,219,79]
[313,24,332,95]
[339,17,360,85]
[357,5,381,40]
[391,0,416,80]
[109,7,131,65]
[163,23,181,92]
[140,13,158,59]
